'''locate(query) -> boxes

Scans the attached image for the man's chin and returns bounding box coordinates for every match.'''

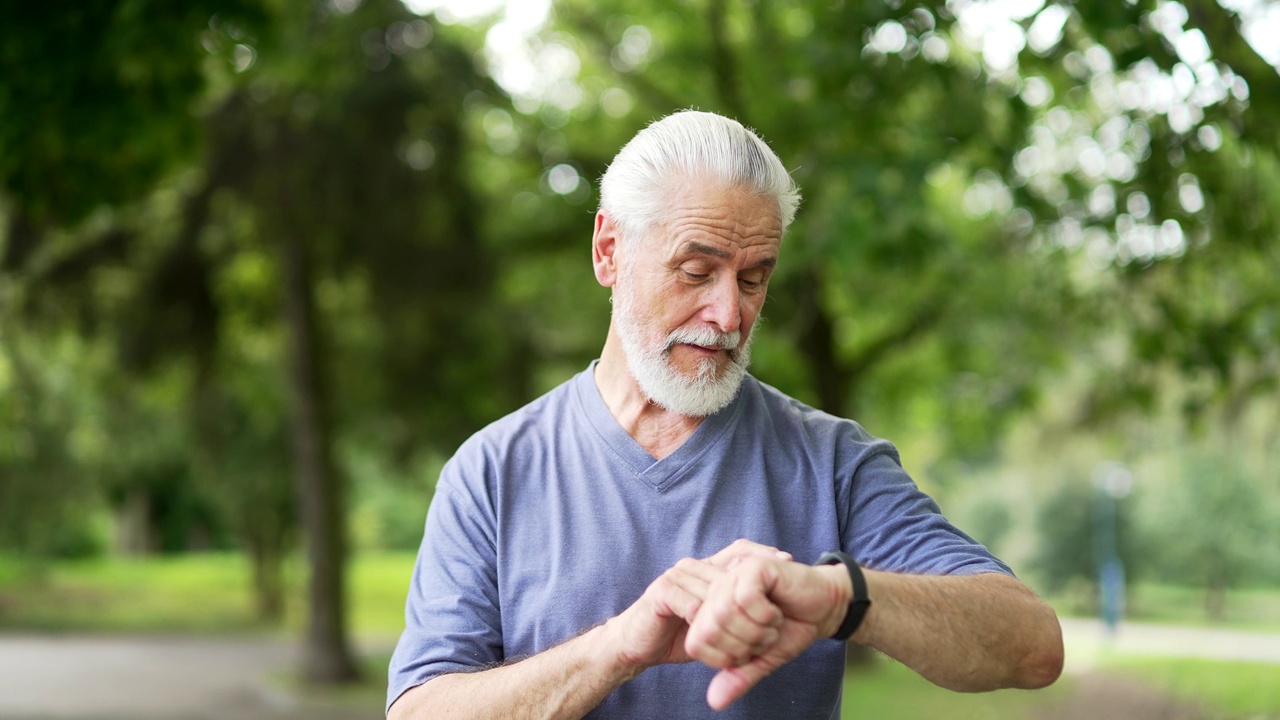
[664,355,731,384]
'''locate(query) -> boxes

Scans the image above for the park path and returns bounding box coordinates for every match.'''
[1059,617,1280,670]
[0,620,1277,719]
[0,634,387,720]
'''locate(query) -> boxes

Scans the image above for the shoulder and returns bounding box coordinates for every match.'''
[437,370,581,495]
[738,375,900,466]
[454,373,577,461]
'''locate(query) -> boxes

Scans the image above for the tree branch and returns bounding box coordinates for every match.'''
[845,294,947,377]
[558,8,687,112]
[1183,0,1280,146]
[708,0,746,120]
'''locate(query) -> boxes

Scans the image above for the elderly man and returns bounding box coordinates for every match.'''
[387,111,1063,719]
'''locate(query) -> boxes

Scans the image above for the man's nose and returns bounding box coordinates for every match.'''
[700,275,742,334]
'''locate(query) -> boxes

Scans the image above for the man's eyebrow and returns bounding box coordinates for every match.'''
[674,241,732,259]
[673,242,777,269]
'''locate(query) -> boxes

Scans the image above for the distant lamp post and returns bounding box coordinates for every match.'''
[1092,461,1133,637]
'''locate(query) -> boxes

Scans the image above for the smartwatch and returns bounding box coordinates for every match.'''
[815,550,872,641]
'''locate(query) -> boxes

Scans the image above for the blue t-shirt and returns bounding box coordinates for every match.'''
[388,364,1011,718]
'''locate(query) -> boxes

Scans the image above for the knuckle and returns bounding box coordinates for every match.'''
[712,603,736,625]
[685,633,708,657]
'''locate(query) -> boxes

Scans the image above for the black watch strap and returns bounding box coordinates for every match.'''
[815,550,872,641]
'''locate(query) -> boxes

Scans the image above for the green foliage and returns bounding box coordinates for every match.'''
[2,0,1278,662]
[1138,450,1280,617]
[1030,473,1144,596]
[0,331,110,560]
[347,446,442,552]
[0,0,263,225]
[537,0,1085,458]
[1120,583,1280,632]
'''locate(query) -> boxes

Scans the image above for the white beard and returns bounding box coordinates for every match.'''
[613,276,755,418]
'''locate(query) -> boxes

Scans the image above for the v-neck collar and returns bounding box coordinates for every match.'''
[572,360,746,492]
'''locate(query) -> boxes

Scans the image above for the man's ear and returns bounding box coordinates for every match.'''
[592,210,622,288]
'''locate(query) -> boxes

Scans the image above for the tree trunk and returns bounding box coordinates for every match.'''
[1205,566,1228,622]
[795,267,857,418]
[116,489,153,556]
[280,226,359,683]
[251,538,286,622]
[794,269,875,668]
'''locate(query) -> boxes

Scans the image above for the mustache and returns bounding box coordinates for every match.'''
[664,326,742,353]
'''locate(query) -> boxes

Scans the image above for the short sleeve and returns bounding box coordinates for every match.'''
[386,456,503,714]
[841,450,1013,577]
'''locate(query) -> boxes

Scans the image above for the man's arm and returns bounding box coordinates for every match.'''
[685,559,1064,710]
[387,622,634,720]
[852,569,1063,691]
[389,540,789,720]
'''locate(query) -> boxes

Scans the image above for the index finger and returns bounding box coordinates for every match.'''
[705,538,793,569]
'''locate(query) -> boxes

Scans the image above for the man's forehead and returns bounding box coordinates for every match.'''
[649,183,782,251]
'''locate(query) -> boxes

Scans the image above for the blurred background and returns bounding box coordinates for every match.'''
[0,0,1277,718]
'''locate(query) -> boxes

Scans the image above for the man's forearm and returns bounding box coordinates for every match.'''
[852,570,1064,691]
[388,623,639,720]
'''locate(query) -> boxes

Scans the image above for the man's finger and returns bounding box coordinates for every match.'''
[685,595,782,669]
[703,620,820,710]
[658,558,728,619]
[648,572,707,623]
[706,661,772,711]
[732,565,784,628]
[685,570,784,668]
[670,557,725,587]
[705,538,792,569]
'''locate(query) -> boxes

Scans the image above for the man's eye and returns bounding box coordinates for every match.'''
[683,270,709,281]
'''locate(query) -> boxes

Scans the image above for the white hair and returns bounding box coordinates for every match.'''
[599,110,801,244]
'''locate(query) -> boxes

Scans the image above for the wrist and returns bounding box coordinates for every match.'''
[814,563,854,638]
[597,616,651,682]
[814,551,872,641]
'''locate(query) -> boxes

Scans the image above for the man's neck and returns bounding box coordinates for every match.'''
[595,328,703,461]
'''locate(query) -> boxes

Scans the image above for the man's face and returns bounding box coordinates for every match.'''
[612,181,783,417]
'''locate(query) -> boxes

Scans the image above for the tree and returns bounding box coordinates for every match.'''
[1139,451,1277,620]
[498,0,1092,466]
[1,0,512,682]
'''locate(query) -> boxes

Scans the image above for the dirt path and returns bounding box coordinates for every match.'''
[2,621,1276,719]
[0,635,381,720]
[1060,617,1280,671]
[1030,672,1211,720]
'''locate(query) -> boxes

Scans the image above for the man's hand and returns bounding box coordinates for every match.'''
[391,540,795,720]
[683,557,851,710]
[602,540,793,675]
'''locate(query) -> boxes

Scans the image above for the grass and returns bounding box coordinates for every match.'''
[348,552,416,636]
[840,658,1071,719]
[7,553,1280,637]
[0,551,418,635]
[0,553,269,633]
[4,553,1280,719]
[1102,655,1280,719]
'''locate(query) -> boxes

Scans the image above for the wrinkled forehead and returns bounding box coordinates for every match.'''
[631,176,784,254]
